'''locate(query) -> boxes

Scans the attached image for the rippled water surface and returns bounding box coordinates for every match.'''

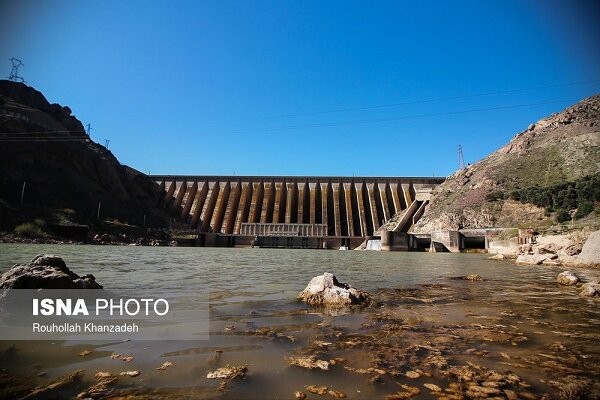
[0,244,599,399]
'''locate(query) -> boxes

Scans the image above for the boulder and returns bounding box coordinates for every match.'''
[579,282,600,297]
[298,272,369,306]
[515,254,548,265]
[0,254,102,289]
[576,230,600,265]
[488,254,506,261]
[557,271,580,286]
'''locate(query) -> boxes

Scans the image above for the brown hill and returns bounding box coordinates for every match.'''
[0,80,172,236]
[414,94,600,232]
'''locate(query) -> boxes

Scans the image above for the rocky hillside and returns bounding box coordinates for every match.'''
[414,94,600,232]
[0,80,173,236]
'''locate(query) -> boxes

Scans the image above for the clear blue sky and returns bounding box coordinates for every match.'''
[1,0,599,177]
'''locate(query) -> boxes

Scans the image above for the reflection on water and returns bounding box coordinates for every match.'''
[0,244,599,399]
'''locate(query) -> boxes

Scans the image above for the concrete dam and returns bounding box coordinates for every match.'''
[152,175,445,248]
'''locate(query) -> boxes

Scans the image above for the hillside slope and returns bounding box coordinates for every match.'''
[414,94,600,232]
[0,80,172,235]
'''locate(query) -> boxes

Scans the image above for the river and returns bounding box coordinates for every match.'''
[0,244,599,399]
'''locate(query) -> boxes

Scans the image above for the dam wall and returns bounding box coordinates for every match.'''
[152,175,445,246]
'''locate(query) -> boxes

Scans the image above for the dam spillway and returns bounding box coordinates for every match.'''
[151,175,445,248]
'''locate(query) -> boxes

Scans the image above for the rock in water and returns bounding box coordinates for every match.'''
[0,254,103,289]
[579,282,600,297]
[298,272,369,306]
[576,230,600,266]
[515,254,548,265]
[557,271,580,286]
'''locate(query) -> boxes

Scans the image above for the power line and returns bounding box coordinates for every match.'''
[187,98,572,136]
[0,97,578,141]
[197,79,600,125]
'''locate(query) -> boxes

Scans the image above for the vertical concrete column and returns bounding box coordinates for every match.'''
[248,182,264,223]
[297,182,306,223]
[401,183,413,206]
[234,182,252,234]
[191,181,209,228]
[164,180,177,203]
[343,182,355,236]
[200,182,220,232]
[320,182,329,235]
[172,181,187,210]
[367,183,381,230]
[309,182,317,224]
[210,182,231,233]
[384,182,396,216]
[272,181,286,223]
[332,182,341,237]
[355,182,368,237]
[260,181,275,223]
[223,182,241,234]
[379,184,391,222]
[181,181,198,219]
[389,183,402,214]
[285,182,297,223]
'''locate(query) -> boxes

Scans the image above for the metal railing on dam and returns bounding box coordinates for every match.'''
[151,175,445,239]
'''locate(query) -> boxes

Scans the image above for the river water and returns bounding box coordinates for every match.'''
[0,244,599,399]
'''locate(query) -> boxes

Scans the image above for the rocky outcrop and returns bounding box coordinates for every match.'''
[0,80,173,233]
[414,94,600,233]
[557,271,580,286]
[298,272,369,306]
[512,232,589,266]
[576,230,600,266]
[0,254,102,289]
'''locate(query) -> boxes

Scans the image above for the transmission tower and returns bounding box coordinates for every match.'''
[7,58,25,83]
[86,123,92,136]
[457,144,465,170]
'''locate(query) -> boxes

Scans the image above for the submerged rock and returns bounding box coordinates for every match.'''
[0,254,102,289]
[557,271,580,286]
[298,272,369,306]
[579,282,600,297]
[306,385,328,395]
[488,254,506,261]
[206,365,248,379]
[24,369,85,400]
[287,356,330,370]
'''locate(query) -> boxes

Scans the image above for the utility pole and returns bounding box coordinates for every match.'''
[458,144,465,170]
[7,58,25,83]
[20,182,26,205]
[86,123,92,136]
